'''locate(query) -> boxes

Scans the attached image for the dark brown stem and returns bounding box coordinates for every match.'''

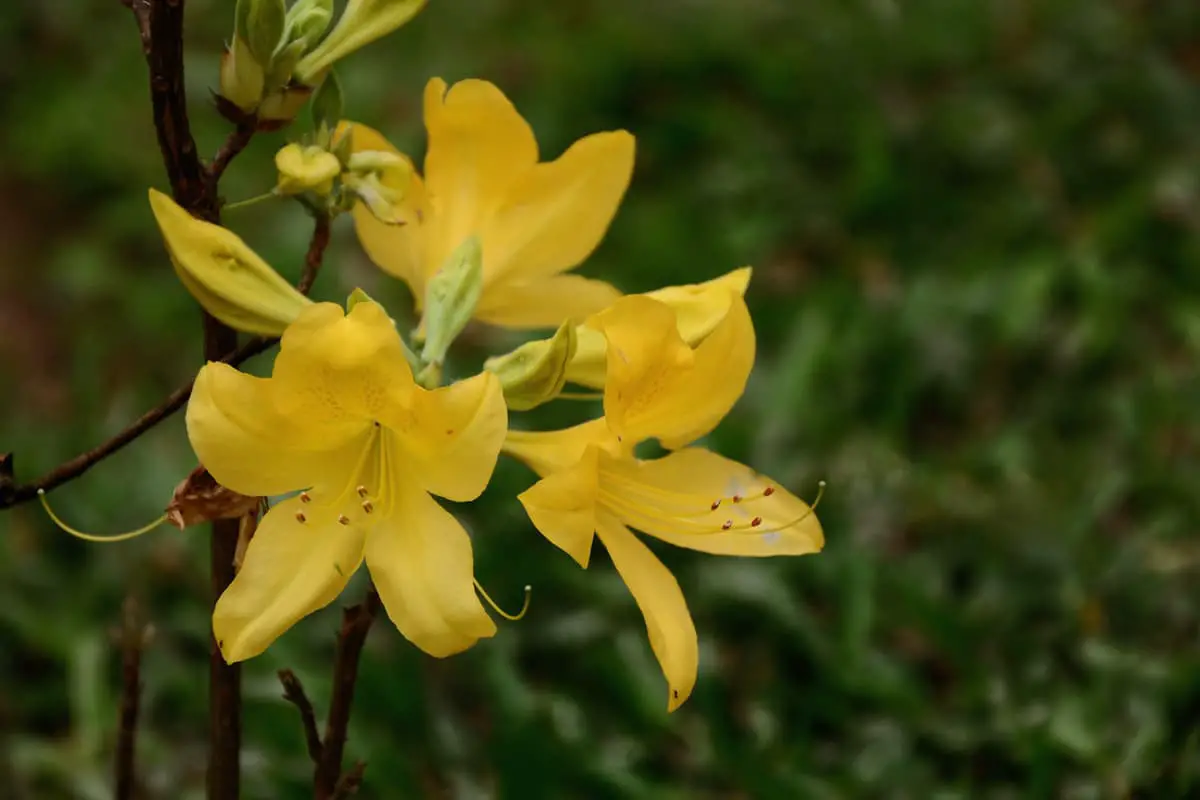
[209,121,256,184]
[315,591,381,799]
[278,669,323,763]
[298,213,332,295]
[0,336,275,509]
[114,597,150,800]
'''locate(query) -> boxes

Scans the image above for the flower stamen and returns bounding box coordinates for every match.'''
[37,488,167,543]
[473,579,532,622]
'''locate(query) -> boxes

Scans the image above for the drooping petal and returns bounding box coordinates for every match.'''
[595,513,697,712]
[482,130,635,285]
[503,418,614,477]
[565,268,753,389]
[384,372,507,502]
[599,448,824,556]
[343,122,431,297]
[213,496,366,662]
[423,78,538,276]
[593,293,755,449]
[516,448,601,568]
[365,478,496,657]
[150,189,312,336]
[473,275,621,329]
[270,301,417,425]
[187,362,367,498]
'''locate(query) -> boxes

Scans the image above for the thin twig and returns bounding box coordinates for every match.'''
[332,762,367,799]
[0,336,275,509]
[315,591,382,799]
[298,213,332,295]
[278,669,323,763]
[120,0,151,54]
[209,121,256,184]
[114,596,152,800]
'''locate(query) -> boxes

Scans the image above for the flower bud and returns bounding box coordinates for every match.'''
[148,189,312,336]
[219,37,266,113]
[274,143,341,196]
[484,323,577,411]
[294,0,427,85]
[236,0,286,67]
[420,235,483,366]
[285,0,335,53]
[257,84,314,125]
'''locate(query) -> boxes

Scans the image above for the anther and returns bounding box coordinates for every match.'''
[721,520,733,530]
[295,512,307,523]
[750,516,763,527]
[300,491,312,503]
[710,500,722,511]
[732,494,743,503]
[337,514,350,526]
[361,501,374,514]
[762,487,775,497]
[356,485,368,498]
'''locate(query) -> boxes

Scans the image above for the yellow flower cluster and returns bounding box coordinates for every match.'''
[149,22,824,710]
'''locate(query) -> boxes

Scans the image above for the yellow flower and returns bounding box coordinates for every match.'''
[487,268,753,398]
[345,77,635,329]
[149,189,312,336]
[188,299,508,662]
[503,294,823,710]
[274,143,342,196]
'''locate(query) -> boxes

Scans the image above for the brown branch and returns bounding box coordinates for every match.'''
[298,213,332,295]
[120,0,151,53]
[315,590,382,799]
[114,597,152,800]
[278,669,323,763]
[0,336,275,509]
[209,121,256,184]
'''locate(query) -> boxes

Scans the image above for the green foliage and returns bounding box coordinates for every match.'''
[3,0,1200,796]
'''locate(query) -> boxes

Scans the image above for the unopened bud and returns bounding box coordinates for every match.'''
[219,37,266,113]
[148,189,312,335]
[294,0,428,84]
[236,0,286,67]
[484,322,577,411]
[285,0,335,53]
[274,143,341,196]
[420,236,483,366]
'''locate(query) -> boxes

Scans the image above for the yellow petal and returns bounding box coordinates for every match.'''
[187,362,367,498]
[423,78,538,275]
[595,514,697,712]
[149,189,312,336]
[344,122,431,297]
[275,143,342,196]
[384,372,507,502]
[503,418,614,478]
[473,274,621,329]
[270,300,417,425]
[600,448,824,556]
[566,268,753,389]
[516,448,601,568]
[213,495,366,662]
[593,293,755,448]
[482,130,635,285]
[365,480,496,657]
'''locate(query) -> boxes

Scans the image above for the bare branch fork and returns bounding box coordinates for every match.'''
[279,591,381,799]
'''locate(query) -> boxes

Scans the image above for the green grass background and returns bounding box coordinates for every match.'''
[2,0,1200,797]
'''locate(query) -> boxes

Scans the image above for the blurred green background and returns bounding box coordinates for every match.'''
[3,0,1200,797]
